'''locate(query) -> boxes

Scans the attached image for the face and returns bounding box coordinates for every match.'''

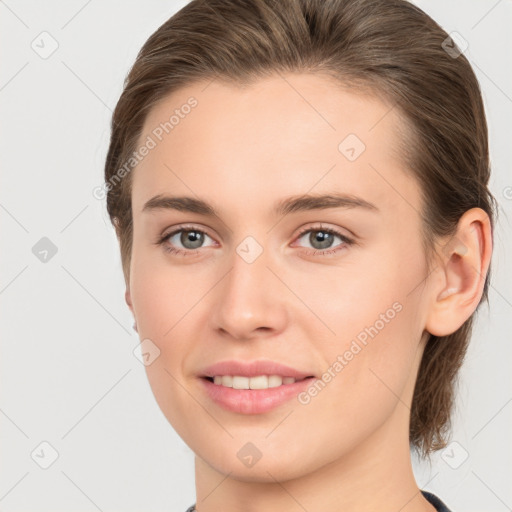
[127,73,433,481]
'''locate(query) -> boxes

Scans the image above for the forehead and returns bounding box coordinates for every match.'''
[131,73,419,220]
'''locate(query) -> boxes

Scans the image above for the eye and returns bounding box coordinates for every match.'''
[293,225,354,256]
[156,223,355,257]
[156,226,216,256]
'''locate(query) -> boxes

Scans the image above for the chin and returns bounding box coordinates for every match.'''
[195,438,331,483]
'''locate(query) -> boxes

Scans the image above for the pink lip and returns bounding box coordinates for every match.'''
[199,376,315,414]
[197,359,316,414]
[198,359,314,380]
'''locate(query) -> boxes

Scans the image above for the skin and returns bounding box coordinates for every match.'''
[124,73,492,512]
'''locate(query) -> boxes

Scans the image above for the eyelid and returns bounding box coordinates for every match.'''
[294,223,355,241]
[158,223,216,243]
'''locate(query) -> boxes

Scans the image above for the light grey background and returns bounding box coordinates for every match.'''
[1,1,511,511]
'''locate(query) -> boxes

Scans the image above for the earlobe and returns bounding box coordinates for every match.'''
[425,208,492,337]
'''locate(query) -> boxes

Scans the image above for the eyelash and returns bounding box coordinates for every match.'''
[156,224,355,258]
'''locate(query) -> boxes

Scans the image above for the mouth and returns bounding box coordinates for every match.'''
[199,374,317,414]
[197,359,317,414]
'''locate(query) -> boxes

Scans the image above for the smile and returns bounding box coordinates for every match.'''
[200,375,316,414]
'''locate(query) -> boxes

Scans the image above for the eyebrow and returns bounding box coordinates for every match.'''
[142,192,379,217]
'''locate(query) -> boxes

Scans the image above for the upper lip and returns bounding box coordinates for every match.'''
[199,359,314,379]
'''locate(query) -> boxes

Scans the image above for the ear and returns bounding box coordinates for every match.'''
[425,207,493,337]
[125,286,134,314]
[125,286,138,332]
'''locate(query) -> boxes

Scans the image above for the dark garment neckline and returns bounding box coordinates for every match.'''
[421,490,453,512]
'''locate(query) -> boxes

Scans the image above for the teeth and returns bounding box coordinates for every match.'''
[268,375,283,388]
[233,376,249,389]
[211,375,298,389]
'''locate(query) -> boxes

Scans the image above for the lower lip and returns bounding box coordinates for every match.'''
[199,377,315,414]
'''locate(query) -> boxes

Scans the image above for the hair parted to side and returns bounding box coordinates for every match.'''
[104,0,497,457]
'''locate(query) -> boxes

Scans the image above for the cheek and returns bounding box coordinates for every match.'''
[295,305,421,463]
[291,243,425,417]
[285,245,413,342]
[131,262,202,436]
[130,245,204,340]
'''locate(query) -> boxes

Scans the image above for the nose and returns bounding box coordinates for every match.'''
[210,241,288,341]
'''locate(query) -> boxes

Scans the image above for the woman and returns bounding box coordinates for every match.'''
[103,0,496,510]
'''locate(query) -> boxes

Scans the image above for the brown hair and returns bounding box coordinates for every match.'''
[104,0,497,457]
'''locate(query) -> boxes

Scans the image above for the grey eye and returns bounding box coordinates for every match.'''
[297,229,342,251]
[169,229,211,250]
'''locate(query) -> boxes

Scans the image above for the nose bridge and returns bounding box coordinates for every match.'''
[211,235,287,338]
